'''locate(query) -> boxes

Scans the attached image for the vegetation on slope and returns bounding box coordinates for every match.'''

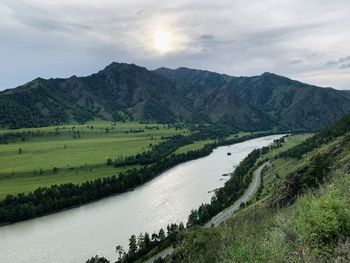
[0,63,271,130]
[155,67,350,130]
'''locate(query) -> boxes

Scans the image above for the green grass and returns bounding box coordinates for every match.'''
[216,168,350,263]
[0,121,188,199]
[174,131,255,155]
[0,166,137,200]
[0,122,262,199]
[174,139,214,154]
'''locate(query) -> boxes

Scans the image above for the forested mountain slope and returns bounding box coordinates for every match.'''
[155,67,350,130]
[1,62,349,131]
[0,63,270,130]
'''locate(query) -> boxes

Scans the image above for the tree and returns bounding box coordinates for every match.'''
[179,222,185,231]
[86,255,109,263]
[115,245,125,262]
[158,228,166,241]
[137,233,145,250]
[144,232,151,249]
[128,235,137,256]
[151,233,158,242]
[303,154,329,188]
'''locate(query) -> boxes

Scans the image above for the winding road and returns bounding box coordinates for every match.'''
[144,161,269,263]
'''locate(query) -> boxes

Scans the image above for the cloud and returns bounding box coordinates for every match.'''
[188,34,222,52]
[326,55,350,66]
[289,59,303,65]
[340,63,350,69]
[3,1,92,33]
[1,0,350,90]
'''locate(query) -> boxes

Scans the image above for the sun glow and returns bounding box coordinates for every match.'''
[154,30,171,53]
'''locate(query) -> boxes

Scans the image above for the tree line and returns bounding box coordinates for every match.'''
[87,223,185,263]
[114,222,185,263]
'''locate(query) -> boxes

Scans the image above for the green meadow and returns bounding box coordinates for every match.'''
[0,121,300,200]
[0,121,189,199]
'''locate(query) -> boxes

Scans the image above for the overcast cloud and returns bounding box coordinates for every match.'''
[0,0,350,90]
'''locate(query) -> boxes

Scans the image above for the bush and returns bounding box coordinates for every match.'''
[294,185,350,248]
[294,196,341,246]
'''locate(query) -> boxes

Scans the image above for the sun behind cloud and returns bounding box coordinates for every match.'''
[154,30,171,54]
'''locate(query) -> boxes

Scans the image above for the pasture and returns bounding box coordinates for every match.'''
[0,121,188,198]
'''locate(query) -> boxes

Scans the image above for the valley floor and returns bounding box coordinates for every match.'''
[0,121,253,199]
[0,121,186,199]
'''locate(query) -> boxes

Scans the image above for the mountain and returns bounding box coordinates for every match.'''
[0,63,271,130]
[155,67,350,130]
[0,62,349,130]
[0,63,200,128]
[343,90,350,99]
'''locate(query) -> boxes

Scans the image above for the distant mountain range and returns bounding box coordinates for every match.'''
[1,62,349,130]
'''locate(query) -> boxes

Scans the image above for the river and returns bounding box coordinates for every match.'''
[0,134,283,263]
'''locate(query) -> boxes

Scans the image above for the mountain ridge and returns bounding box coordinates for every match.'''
[154,66,350,130]
[1,62,349,130]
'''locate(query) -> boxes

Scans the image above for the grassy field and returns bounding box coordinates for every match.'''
[0,121,188,199]
[0,123,294,199]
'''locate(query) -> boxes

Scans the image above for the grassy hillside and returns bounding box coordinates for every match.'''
[0,121,187,199]
[167,116,350,263]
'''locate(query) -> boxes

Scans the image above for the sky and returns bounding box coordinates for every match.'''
[0,0,350,90]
